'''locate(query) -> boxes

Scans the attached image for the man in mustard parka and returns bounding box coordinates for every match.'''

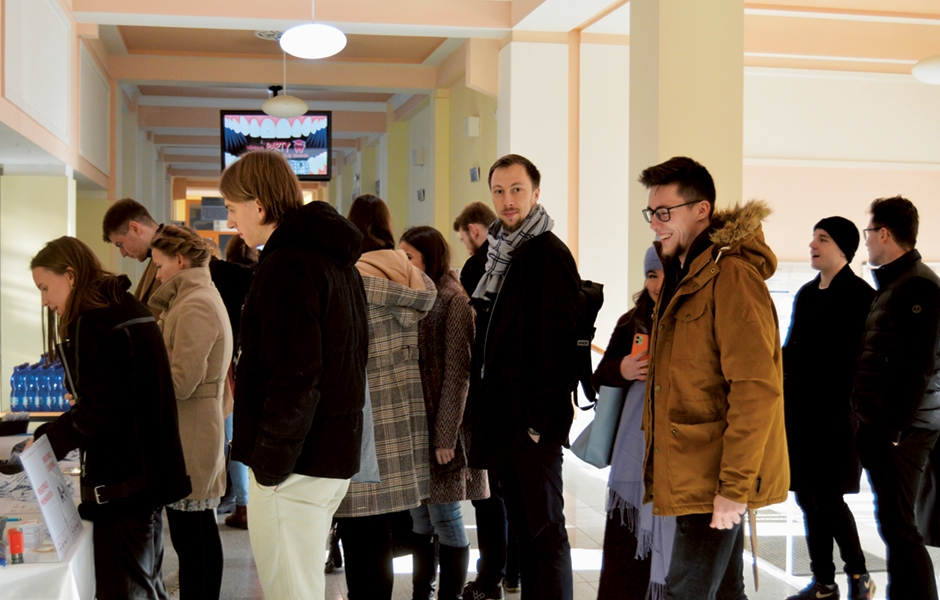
[638,157,789,600]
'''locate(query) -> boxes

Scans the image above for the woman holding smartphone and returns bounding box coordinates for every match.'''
[592,245,673,600]
[30,236,190,600]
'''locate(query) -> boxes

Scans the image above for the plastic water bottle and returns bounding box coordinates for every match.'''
[50,363,66,412]
[9,363,28,412]
[38,365,52,411]
[25,362,42,411]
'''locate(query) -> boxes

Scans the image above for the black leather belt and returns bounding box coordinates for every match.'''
[80,476,148,505]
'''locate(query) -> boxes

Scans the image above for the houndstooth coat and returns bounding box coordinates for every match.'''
[334,269,437,517]
[418,275,489,504]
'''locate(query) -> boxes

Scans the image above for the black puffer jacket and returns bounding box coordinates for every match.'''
[37,278,191,520]
[231,201,369,486]
[469,232,580,468]
[783,265,874,493]
[852,250,940,440]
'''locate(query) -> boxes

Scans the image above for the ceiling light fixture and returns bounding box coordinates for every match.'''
[279,1,347,60]
[261,52,308,118]
[912,55,940,84]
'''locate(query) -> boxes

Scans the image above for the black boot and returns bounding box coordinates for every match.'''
[439,544,470,600]
[412,534,438,600]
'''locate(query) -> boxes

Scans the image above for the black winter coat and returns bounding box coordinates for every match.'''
[469,232,580,468]
[37,278,191,520]
[231,201,369,486]
[783,265,874,493]
[459,241,488,298]
[208,257,253,349]
[851,250,940,440]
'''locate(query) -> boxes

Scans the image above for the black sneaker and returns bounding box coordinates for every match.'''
[785,581,839,600]
[502,577,520,594]
[847,573,875,600]
[463,580,504,600]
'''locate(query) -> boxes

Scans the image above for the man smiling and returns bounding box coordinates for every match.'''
[639,156,788,600]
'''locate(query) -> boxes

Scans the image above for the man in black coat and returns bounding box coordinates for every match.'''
[465,155,579,600]
[453,201,523,597]
[453,201,497,296]
[852,196,940,600]
[783,217,875,600]
[220,150,369,600]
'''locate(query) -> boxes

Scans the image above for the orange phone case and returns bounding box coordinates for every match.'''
[630,333,649,357]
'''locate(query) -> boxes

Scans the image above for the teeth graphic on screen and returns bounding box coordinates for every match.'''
[223,113,329,178]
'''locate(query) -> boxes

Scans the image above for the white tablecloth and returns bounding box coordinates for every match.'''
[0,519,94,600]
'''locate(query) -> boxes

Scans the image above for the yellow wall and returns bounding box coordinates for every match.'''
[76,192,117,272]
[447,79,498,256]
[0,175,76,411]
[360,143,378,198]
[386,122,409,238]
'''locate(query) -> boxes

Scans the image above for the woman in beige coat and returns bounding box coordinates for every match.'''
[149,225,233,600]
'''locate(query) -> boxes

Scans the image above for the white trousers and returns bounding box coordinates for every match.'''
[247,470,350,600]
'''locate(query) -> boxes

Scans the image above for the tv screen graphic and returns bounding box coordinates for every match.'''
[221,110,331,181]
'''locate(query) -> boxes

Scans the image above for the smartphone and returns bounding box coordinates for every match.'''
[630,333,649,357]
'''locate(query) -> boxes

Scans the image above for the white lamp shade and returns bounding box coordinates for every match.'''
[262,94,308,118]
[279,23,347,60]
[912,55,940,85]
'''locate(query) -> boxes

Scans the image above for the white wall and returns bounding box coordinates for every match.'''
[744,68,940,164]
[578,43,634,347]
[79,45,110,175]
[4,0,71,143]
[497,42,570,242]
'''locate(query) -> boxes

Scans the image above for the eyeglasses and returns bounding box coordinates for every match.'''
[642,200,700,223]
[863,227,882,241]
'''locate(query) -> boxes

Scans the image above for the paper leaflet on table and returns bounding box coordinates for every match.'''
[19,435,83,561]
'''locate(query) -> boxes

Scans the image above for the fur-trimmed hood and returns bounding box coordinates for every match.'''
[709,200,776,281]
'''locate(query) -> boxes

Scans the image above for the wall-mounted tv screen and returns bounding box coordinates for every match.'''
[221,110,331,181]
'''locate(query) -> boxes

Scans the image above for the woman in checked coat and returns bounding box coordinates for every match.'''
[335,195,437,600]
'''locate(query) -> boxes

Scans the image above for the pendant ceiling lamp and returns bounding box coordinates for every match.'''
[912,55,940,85]
[279,0,347,60]
[262,52,308,118]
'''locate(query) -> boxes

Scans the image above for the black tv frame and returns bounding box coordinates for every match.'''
[220,109,332,181]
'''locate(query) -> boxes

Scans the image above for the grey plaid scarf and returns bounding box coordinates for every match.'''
[472,203,554,301]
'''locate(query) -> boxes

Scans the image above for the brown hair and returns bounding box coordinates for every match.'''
[30,236,126,341]
[453,202,497,233]
[218,150,303,225]
[150,225,213,268]
[869,195,918,250]
[225,235,259,266]
[400,226,453,285]
[348,194,395,253]
[101,198,157,242]
[488,154,541,189]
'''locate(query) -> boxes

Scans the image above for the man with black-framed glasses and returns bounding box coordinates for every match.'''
[852,195,940,600]
[638,156,788,600]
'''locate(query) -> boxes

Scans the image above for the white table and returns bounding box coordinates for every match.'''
[0,519,94,600]
[0,435,29,461]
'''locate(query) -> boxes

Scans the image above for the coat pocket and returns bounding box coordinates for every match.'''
[667,419,725,501]
[671,299,710,359]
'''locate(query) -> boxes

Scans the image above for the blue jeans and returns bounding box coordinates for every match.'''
[224,415,249,506]
[411,502,469,548]
[665,513,746,600]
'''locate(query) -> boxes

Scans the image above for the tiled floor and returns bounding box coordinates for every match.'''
[163,414,933,599]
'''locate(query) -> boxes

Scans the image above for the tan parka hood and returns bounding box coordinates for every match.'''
[709,200,776,280]
[644,199,788,517]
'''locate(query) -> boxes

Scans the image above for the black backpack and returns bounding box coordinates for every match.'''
[574,280,604,406]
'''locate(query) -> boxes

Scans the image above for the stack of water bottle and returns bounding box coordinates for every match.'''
[8,357,68,413]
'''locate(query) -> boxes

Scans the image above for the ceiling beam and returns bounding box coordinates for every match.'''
[110,55,437,91]
[138,106,388,133]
